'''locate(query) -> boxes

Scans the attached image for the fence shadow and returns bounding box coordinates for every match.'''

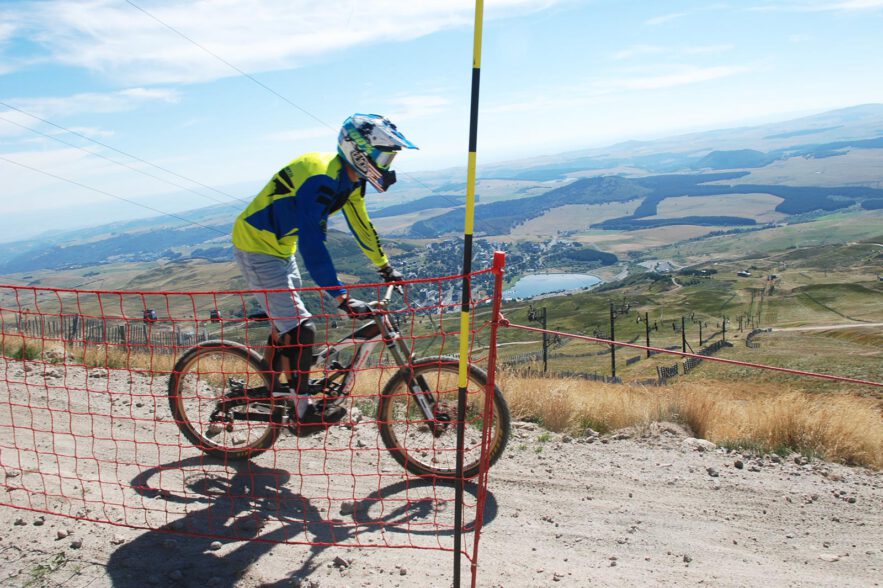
[107,457,497,587]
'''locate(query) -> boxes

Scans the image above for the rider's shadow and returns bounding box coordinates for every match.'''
[106,457,497,587]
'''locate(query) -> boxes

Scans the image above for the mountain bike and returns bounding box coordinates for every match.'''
[167,285,510,478]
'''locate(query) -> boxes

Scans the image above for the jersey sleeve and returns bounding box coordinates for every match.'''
[294,175,346,298]
[341,186,390,268]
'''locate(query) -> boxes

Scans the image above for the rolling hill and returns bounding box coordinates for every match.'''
[2,103,882,283]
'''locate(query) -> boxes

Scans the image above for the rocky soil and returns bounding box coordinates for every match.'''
[0,357,881,587]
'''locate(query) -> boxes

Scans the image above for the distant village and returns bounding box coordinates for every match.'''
[395,237,593,310]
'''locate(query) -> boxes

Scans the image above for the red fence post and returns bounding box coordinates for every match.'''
[470,250,506,587]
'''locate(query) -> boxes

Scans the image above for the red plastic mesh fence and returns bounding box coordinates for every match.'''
[0,267,505,570]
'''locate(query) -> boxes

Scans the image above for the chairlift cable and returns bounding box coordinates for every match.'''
[0,155,227,236]
[0,113,242,208]
[124,0,333,131]
[122,0,469,211]
[0,100,245,204]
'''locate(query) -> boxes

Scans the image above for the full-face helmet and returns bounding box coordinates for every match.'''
[337,114,417,192]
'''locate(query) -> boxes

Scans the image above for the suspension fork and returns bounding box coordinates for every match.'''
[374,312,437,422]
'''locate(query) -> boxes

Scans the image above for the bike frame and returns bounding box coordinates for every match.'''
[264,284,438,424]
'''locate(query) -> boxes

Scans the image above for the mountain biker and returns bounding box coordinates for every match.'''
[231,113,416,427]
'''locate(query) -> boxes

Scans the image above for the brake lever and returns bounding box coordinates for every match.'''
[370,283,403,311]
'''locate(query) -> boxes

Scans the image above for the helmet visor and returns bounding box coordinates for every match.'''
[374,149,397,170]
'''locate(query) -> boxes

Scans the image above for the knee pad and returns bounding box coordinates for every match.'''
[292,319,315,347]
[279,319,316,374]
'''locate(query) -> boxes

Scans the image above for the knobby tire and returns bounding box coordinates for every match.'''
[377,356,510,479]
[168,340,280,460]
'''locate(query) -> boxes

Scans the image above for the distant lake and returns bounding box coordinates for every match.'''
[504,273,601,299]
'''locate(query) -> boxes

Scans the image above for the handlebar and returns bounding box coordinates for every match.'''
[370,283,402,312]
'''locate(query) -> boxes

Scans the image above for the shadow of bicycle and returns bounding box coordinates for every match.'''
[106,457,497,587]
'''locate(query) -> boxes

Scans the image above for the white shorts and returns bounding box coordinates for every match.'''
[233,248,311,334]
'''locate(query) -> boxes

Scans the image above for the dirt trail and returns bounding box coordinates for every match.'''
[772,322,883,332]
[1,359,881,587]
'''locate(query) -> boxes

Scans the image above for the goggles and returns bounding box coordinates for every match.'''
[373,148,398,170]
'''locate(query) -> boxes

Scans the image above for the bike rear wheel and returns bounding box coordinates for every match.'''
[377,356,510,479]
[168,341,280,460]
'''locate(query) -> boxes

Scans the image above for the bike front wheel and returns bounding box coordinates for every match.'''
[377,356,510,479]
[168,340,280,460]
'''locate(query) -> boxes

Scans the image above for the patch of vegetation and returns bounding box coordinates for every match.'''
[717,440,795,458]
[0,335,40,361]
[690,149,774,170]
[25,552,68,587]
[410,175,653,237]
[577,416,611,435]
[374,194,468,218]
[0,224,232,273]
[562,247,618,265]
[593,216,757,230]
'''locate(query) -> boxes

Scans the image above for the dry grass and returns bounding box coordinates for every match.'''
[0,335,177,373]
[0,333,41,361]
[78,344,175,373]
[500,372,883,469]
[2,335,880,468]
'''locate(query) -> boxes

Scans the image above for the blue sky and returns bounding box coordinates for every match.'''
[1,0,882,242]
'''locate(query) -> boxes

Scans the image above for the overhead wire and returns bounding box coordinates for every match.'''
[3,0,472,253]
[0,100,244,204]
[0,155,228,237]
[123,0,334,132]
[122,0,469,210]
[0,113,243,209]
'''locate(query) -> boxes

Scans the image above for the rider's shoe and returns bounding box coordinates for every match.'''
[290,401,346,436]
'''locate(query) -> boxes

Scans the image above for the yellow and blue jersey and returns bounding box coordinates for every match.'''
[232,152,389,297]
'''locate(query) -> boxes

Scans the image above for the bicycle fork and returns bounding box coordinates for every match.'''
[379,317,449,436]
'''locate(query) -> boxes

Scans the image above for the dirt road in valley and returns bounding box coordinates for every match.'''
[0,358,881,587]
[772,322,883,332]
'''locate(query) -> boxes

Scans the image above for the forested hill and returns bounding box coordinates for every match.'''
[0,224,232,274]
[373,194,468,218]
[408,172,883,238]
[409,175,655,238]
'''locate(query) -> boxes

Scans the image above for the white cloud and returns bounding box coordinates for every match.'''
[4,0,561,85]
[0,22,15,47]
[0,110,38,137]
[387,95,452,121]
[486,63,754,118]
[612,45,666,61]
[682,44,736,55]
[66,126,116,139]
[0,22,20,74]
[603,65,753,90]
[4,88,180,120]
[833,0,883,6]
[0,147,125,208]
[613,44,735,61]
[644,12,689,26]
[265,127,334,143]
[748,0,883,11]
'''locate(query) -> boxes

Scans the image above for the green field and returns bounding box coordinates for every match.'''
[4,207,881,392]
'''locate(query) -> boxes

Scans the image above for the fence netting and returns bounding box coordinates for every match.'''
[0,268,502,570]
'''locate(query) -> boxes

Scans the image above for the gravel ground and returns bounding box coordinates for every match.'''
[1,358,881,587]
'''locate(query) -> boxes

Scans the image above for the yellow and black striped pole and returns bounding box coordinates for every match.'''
[454,0,484,585]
